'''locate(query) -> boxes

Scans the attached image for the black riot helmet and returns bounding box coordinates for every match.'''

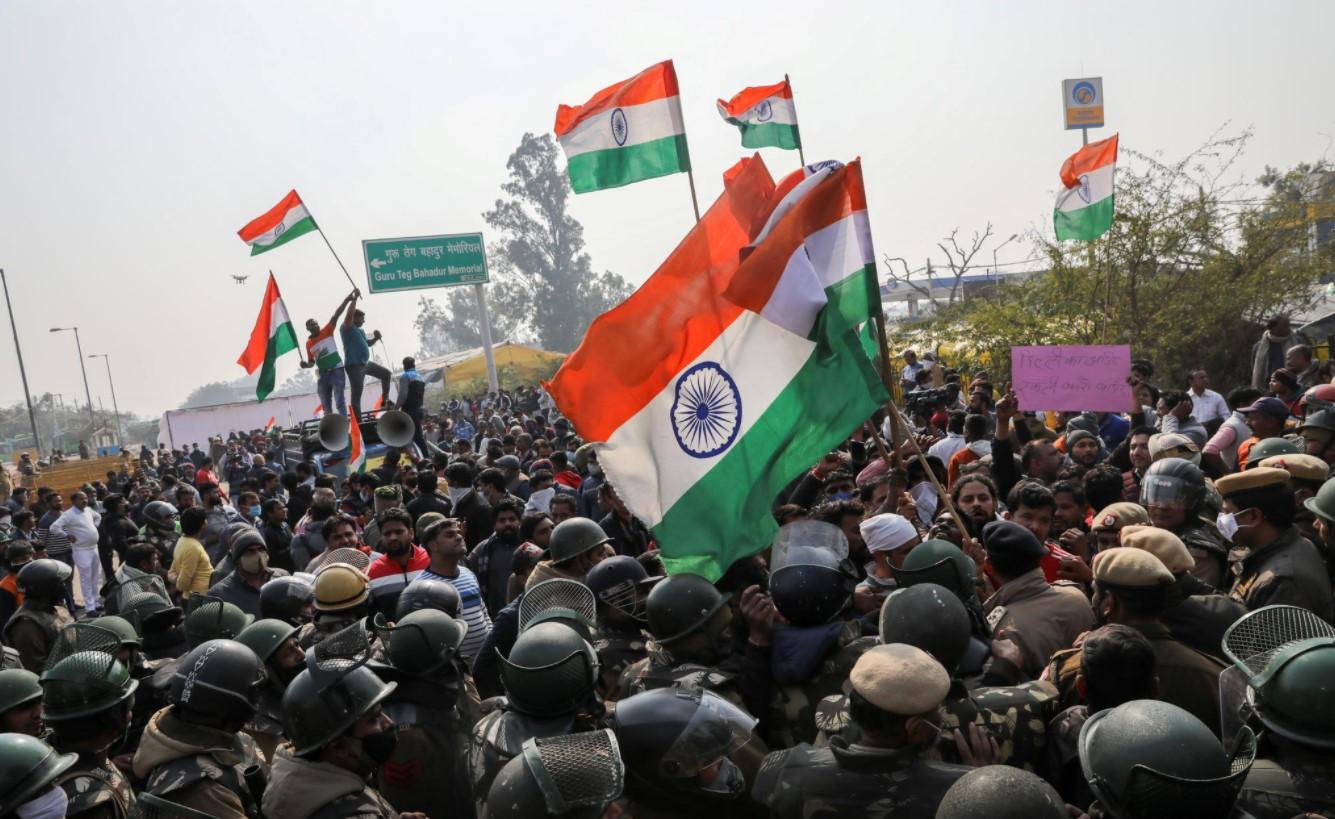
[498,621,599,718]
[768,521,857,627]
[281,622,396,757]
[394,577,461,621]
[584,555,661,622]
[16,560,72,603]
[259,576,315,625]
[613,687,755,803]
[169,639,267,727]
[142,501,179,533]
[878,583,972,677]
[1078,699,1255,819]
[518,579,597,639]
[1140,458,1207,515]
[936,765,1068,819]
[645,574,729,645]
[486,730,625,819]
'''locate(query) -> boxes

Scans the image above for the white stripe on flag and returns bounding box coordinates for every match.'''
[558,96,684,157]
[246,204,312,247]
[1055,164,1115,213]
[736,96,798,127]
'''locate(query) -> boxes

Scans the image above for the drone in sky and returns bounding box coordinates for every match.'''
[231,275,249,285]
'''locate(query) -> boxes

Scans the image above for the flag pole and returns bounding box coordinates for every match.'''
[302,205,360,292]
[685,167,702,223]
[785,73,807,168]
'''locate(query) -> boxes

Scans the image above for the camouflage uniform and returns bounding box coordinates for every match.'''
[261,744,397,819]
[751,736,971,819]
[1237,742,1335,818]
[768,622,865,748]
[469,702,580,817]
[1176,520,1230,590]
[52,749,135,819]
[592,620,647,702]
[242,678,287,763]
[135,707,266,819]
[143,529,179,573]
[3,604,74,672]
[379,674,476,819]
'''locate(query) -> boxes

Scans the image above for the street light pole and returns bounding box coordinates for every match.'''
[88,353,124,447]
[992,233,1020,276]
[50,327,96,432]
[0,269,43,458]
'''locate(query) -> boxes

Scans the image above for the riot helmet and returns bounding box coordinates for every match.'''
[0,733,76,816]
[313,562,370,613]
[878,583,972,676]
[375,609,467,676]
[281,621,396,757]
[768,520,855,627]
[394,576,461,620]
[183,595,252,648]
[613,687,755,802]
[518,578,597,639]
[122,591,184,635]
[584,555,661,623]
[935,765,1068,819]
[169,639,266,726]
[547,517,611,565]
[236,618,300,665]
[486,729,624,819]
[645,574,729,645]
[141,501,179,532]
[1245,437,1302,468]
[0,669,43,718]
[1140,458,1207,519]
[893,539,979,603]
[39,625,138,722]
[16,560,72,603]
[259,575,315,625]
[498,621,598,718]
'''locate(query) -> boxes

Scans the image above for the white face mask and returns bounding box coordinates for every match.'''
[1217,508,1252,541]
[526,487,555,514]
[16,786,68,819]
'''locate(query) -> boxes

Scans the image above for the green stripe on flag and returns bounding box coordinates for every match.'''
[256,322,299,401]
[1054,196,1114,241]
[653,329,887,580]
[250,216,319,256]
[733,121,801,151]
[817,263,880,339]
[566,135,691,194]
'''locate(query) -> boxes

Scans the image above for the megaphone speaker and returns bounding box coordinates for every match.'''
[376,409,416,448]
[318,414,351,452]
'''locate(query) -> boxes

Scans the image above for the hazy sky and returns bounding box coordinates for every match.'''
[1,1,1332,418]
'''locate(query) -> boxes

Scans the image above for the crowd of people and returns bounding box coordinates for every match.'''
[0,318,1331,818]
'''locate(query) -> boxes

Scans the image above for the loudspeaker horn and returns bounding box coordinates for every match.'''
[318,414,350,452]
[376,409,415,448]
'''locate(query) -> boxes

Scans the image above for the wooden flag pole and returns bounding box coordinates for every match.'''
[686,167,702,223]
[785,73,807,168]
[868,398,973,544]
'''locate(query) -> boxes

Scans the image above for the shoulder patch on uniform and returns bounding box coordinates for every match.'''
[986,605,1007,630]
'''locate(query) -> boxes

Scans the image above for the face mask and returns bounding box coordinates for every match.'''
[15,786,68,819]
[697,757,745,798]
[239,552,269,574]
[447,486,470,505]
[248,505,261,519]
[1217,510,1243,541]
[356,727,398,766]
[527,487,555,513]
[830,491,853,502]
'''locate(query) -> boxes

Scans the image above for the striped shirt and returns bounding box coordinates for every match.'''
[421,564,492,663]
[37,510,70,558]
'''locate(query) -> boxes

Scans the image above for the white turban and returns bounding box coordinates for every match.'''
[859,513,919,554]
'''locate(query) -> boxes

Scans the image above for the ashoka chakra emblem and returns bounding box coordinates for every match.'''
[610,107,629,146]
[756,99,773,122]
[670,362,742,458]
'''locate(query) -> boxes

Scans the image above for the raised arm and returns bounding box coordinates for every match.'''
[332,290,357,328]
[341,291,360,330]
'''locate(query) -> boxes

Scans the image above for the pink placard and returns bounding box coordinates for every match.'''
[1011,345,1132,412]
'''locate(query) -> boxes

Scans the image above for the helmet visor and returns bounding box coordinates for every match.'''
[771,521,849,570]
[1140,475,1190,507]
[660,691,757,779]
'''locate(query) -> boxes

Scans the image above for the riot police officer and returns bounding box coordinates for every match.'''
[0,732,76,816]
[394,576,461,620]
[893,538,992,665]
[0,667,45,736]
[235,618,306,762]
[131,640,268,818]
[1141,458,1230,589]
[140,501,180,572]
[935,765,1070,819]
[4,559,75,672]
[584,554,659,701]
[300,562,371,649]
[258,575,315,626]
[120,591,187,661]
[181,596,252,650]
[486,730,624,819]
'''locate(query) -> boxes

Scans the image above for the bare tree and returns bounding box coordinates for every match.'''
[882,223,995,314]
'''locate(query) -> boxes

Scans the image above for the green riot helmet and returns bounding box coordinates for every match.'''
[487,730,624,819]
[169,640,266,726]
[1244,437,1302,468]
[1303,477,1335,523]
[394,577,461,621]
[613,687,755,800]
[91,615,142,651]
[547,517,611,565]
[518,579,597,639]
[645,573,729,644]
[498,621,599,718]
[0,733,76,816]
[893,539,979,603]
[878,583,972,676]
[1078,699,1255,819]
[374,609,467,676]
[183,595,253,648]
[259,575,315,625]
[235,618,299,664]
[281,621,396,757]
[15,559,72,603]
[39,624,138,722]
[1221,604,1335,750]
[935,765,1068,819]
[122,591,184,636]
[0,669,43,718]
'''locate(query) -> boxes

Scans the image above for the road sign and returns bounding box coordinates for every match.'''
[1062,77,1104,130]
[361,232,488,293]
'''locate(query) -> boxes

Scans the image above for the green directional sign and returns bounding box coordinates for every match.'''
[361,232,489,293]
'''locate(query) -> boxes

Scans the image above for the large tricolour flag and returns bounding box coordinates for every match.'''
[554,61,691,194]
[236,273,299,401]
[1054,134,1118,241]
[547,155,886,579]
[238,190,318,256]
[717,79,801,151]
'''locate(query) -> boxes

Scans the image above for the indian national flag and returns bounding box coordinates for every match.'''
[554,61,690,194]
[348,414,366,473]
[264,416,276,432]
[238,190,318,256]
[236,273,299,401]
[717,79,801,150]
[547,154,886,579]
[1054,134,1118,241]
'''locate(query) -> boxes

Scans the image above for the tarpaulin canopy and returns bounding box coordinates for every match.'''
[416,341,565,386]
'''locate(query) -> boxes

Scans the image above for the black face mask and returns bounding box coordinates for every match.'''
[358,727,398,766]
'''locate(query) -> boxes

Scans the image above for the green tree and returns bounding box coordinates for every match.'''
[895,128,1334,388]
[412,287,521,357]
